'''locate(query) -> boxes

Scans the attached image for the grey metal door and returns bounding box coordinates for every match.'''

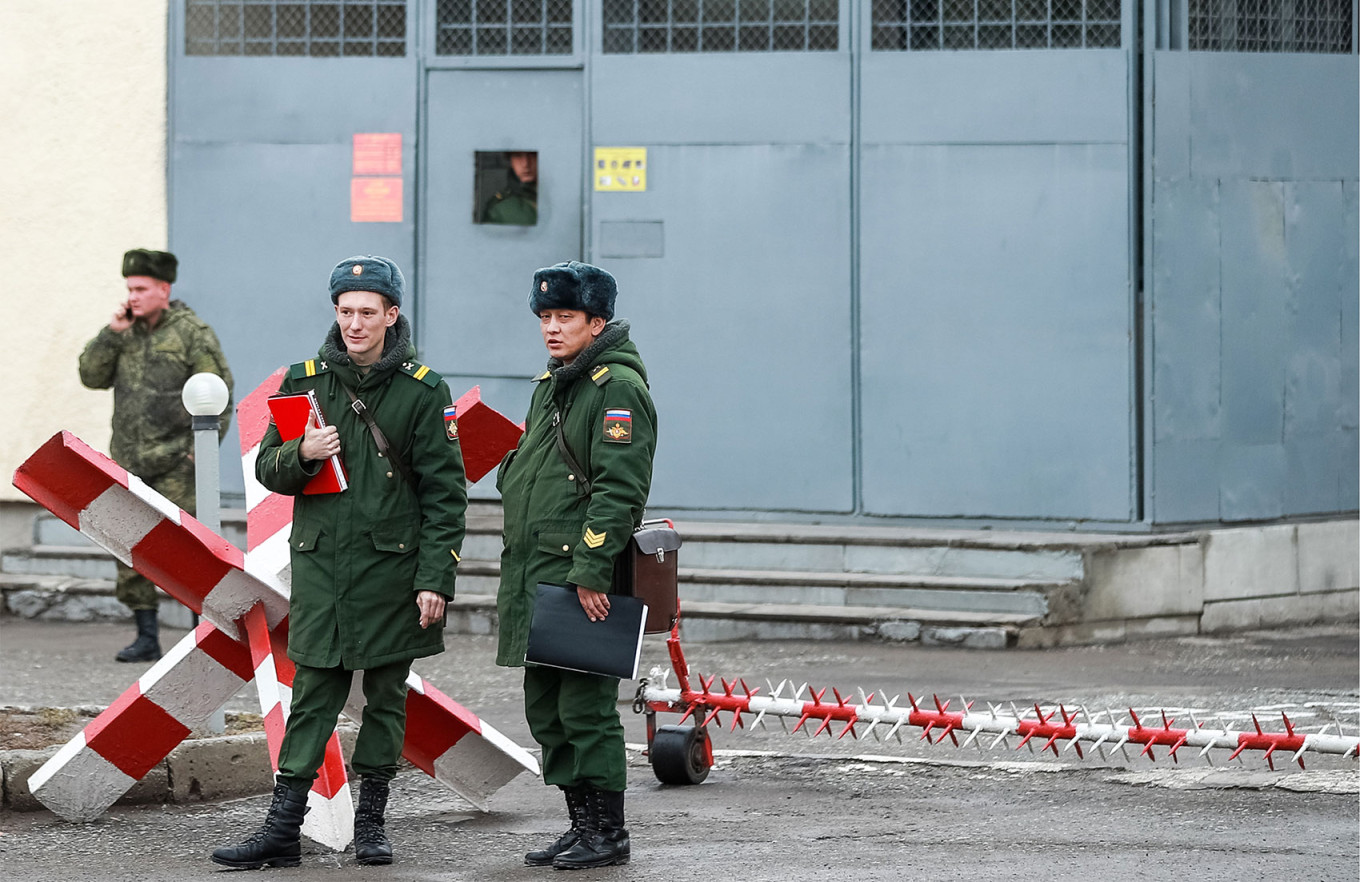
[420,68,583,471]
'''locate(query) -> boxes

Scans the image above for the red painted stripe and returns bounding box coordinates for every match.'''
[246,491,294,551]
[401,679,479,775]
[312,733,350,799]
[85,688,192,780]
[263,704,287,770]
[130,519,231,613]
[195,620,255,682]
[180,514,246,571]
[237,367,287,453]
[12,431,126,530]
[243,604,274,672]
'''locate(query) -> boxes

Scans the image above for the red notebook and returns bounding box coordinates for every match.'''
[266,390,348,494]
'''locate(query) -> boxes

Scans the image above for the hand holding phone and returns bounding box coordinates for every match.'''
[110,300,134,332]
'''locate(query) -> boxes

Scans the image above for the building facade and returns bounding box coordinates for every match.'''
[4,0,1355,533]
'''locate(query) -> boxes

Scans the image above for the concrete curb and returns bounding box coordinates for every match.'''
[0,723,360,815]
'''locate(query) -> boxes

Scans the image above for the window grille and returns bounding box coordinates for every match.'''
[871,0,1122,49]
[436,0,574,55]
[602,0,840,53]
[1189,0,1353,51]
[185,1,407,56]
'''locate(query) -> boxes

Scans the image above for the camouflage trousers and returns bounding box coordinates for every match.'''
[115,458,196,611]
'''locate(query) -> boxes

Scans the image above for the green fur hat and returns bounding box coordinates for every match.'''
[329,255,404,307]
[122,249,177,283]
[530,261,617,321]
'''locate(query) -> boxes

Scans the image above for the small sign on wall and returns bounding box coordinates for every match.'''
[352,133,403,222]
[594,147,646,192]
[351,177,403,223]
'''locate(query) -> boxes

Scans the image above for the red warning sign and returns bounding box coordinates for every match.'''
[353,133,402,176]
[351,177,403,223]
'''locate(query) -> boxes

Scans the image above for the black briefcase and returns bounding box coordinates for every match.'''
[612,519,681,634]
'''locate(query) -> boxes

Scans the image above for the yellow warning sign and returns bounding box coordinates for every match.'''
[594,147,647,192]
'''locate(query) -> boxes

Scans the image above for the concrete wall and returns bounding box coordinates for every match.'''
[1022,518,1360,646]
[0,0,170,504]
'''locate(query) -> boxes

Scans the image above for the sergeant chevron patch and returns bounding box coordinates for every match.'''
[583,528,606,548]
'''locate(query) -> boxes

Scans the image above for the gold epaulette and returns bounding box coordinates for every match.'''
[400,361,443,387]
[288,359,330,379]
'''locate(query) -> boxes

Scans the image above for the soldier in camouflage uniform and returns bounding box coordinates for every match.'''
[78,249,234,662]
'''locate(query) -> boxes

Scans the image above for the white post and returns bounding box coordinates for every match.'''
[182,372,231,734]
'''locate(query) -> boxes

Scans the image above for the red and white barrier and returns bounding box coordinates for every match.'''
[26,621,253,821]
[14,402,534,847]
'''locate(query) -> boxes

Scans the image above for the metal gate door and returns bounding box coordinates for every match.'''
[420,68,583,470]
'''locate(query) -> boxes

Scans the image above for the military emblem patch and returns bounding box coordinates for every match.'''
[603,408,632,443]
[540,280,548,292]
[584,528,606,548]
[352,264,363,276]
[443,404,459,441]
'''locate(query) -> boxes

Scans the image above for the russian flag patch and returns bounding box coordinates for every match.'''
[603,408,632,443]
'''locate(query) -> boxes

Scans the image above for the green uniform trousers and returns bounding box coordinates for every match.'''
[276,659,412,794]
[524,665,627,792]
[115,460,195,611]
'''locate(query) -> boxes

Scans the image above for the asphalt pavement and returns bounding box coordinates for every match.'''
[1,618,1357,880]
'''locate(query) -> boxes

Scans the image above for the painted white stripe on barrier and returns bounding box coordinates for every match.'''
[137,639,248,724]
[242,445,269,511]
[302,790,354,852]
[79,485,163,566]
[125,474,184,524]
[431,734,537,812]
[29,739,139,823]
[202,569,289,633]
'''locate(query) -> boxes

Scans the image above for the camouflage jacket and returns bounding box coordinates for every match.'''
[78,300,234,479]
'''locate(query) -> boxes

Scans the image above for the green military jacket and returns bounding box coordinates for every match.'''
[483,176,538,225]
[256,316,467,670]
[495,320,657,667]
[78,300,234,479]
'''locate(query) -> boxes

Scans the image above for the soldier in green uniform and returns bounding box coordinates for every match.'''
[212,255,467,870]
[481,151,538,225]
[78,248,234,663]
[496,261,657,870]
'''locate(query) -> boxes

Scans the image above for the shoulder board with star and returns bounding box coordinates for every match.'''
[590,365,613,387]
[400,361,443,387]
[288,359,330,379]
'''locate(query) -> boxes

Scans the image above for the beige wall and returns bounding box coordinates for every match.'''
[0,1,169,502]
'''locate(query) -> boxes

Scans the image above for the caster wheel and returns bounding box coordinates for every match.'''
[650,725,710,785]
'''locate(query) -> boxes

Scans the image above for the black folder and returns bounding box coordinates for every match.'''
[524,583,648,679]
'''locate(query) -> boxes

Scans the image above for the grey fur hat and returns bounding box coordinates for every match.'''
[530,261,617,321]
[329,255,404,307]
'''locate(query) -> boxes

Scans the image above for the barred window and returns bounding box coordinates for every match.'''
[872,0,1122,49]
[185,1,407,56]
[436,0,574,55]
[602,0,840,53]
[1189,0,1353,51]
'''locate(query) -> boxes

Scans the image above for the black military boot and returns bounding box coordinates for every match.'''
[525,785,588,867]
[354,777,393,866]
[115,609,162,663]
[211,782,310,869]
[551,787,629,870]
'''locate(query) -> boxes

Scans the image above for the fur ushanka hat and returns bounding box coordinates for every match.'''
[529,261,617,321]
[329,255,405,307]
[122,249,178,284]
